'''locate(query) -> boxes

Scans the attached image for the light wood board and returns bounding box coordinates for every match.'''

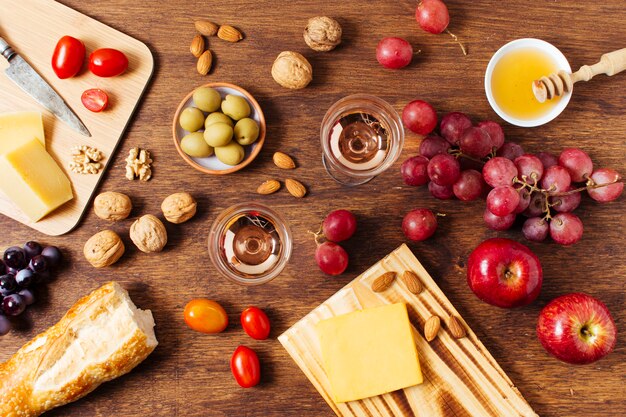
[0,0,153,235]
[279,244,538,417]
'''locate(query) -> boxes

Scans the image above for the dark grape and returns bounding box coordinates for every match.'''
[402,209,437,241]
[551,189,582,213]
[29,255,48,273]
[587,168,624,202]
[522,217,549,242]
[483,208,516,231]
[514,154,544,184]
[322,210,357,242]
[476,120,505,150]
[541,165,571,193]
[453,170,483,201]
[459,127,492,158]
[427,154,461,186]
[0,275,17,296]
[402,100,437,135]
[41,246,62,268]
[428,181,455,199]
[550,213,583,245]
[535,152,558,169]
[415,0,450,34]
[23,241,42,259]
[3,293,25,316]
[315,242,348,275]
[440,112,472,145]
[15,268,35,287]
[0,314,11,336]
[401,156,430,186]
[496,142,524,161]
[17,288,35,306]
[3,247,26,269]
[558,148,593,182]
[0,260,4,275]
[482,157,518,188]
[419,134,450,159]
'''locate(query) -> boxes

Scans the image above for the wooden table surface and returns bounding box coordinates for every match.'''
[0,1,624,416]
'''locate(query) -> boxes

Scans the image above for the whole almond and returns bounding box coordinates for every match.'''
[190,34,205,58]
[401,270,423,294]
[197,50,213,75]
[217,25,243,42]
[273,152,296,169]
[371,271,396,292]
[195,20,219,36]
[447,316,467,339]
[424,315,441,342]
[257,180,280,195]
[285,179,306,198]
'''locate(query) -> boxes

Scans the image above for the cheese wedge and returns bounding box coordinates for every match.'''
[316,303,423,403]
[0,111,45,154]
[0,138,72,221]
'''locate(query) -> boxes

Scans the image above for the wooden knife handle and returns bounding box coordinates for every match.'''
[572,48,626,83]
[0,37,16,61]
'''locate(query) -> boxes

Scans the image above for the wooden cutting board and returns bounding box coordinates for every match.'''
[0,0,153,235]
[279,244,538,417]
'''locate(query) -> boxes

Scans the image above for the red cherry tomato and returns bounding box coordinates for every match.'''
[51,36,85,79]
[183,299,228,334]
[240,307,271,340]
[88,48,129,77]
[230,345,261,388]
[81,89,109,112]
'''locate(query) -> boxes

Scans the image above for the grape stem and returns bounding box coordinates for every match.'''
[308,227,324,247]
[448,148,485,165]
[445,29,467,56]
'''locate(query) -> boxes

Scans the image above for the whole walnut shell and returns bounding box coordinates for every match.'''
[93,191,132,221]
[130,214,168,253]
[303,16,342,52]
[83,230,125,268]
[161,192,197,224]
[271,51,313,89]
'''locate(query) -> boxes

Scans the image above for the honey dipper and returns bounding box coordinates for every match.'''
[532,48,626,103]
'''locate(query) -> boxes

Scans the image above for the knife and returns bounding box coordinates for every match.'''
[0,37,91,137]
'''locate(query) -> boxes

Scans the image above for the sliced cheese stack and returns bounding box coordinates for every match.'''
[0,111,73,222]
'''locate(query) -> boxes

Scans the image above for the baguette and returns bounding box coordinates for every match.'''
[0,282,158,416]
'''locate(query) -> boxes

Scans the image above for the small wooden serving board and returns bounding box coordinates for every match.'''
[279,244,538,417]
[0,0,154,235]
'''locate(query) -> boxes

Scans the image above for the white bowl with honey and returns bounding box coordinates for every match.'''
[485,38,572,127]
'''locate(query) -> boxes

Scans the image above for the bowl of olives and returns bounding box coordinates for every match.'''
[173,83,266,174]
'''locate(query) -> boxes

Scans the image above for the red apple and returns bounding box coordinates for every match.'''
[467,238,542,308]
[537,293,617,364]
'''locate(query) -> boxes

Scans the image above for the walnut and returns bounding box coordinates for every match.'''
[83,230,125,268]
[271,51,312,89]
[303,16,342,52]
[130,214,167,253]
[161,192,197,224]
[94,191,132,221]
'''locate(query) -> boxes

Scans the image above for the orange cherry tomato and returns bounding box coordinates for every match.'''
[240,306,271,340]
[183,299,228,334]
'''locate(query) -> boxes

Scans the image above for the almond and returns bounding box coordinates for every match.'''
[257,180,280,195]
[273,152,296,169]
[195,20,219,36]
[447,315,467,339]
[401,270,423,294]
[285,179,306,198]
[217,25,243,42]
[424,315,441,342]
[190,34,205,58]
[197,50,213,75]
[371,271,396,292]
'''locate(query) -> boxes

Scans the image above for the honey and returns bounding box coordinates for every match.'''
[491,47,562,121]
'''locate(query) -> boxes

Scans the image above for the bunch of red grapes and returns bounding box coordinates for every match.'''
[400,103,624,245]
[312,210,357,276]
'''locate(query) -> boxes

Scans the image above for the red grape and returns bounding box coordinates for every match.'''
[496,142,524,161]
[376,37,413,69]
[419,134,450,158]
[459,127,492,158]
[514,154,544,184]
[558,148,593,182]
[401,156,430,186]
[551,189,582,213]
[549,213,583,245]
[487,186,520,216]
[402,209,437,241]
[453,169,483,201]
[523,192,547,217]
[482,157,518,188]
[315,242,348,275]
[440,112,472,145]
[427,154,461,186]
[522,217,549,242]
[322,210,357,242]
[476,120,505,150]
[535,152,558,169]
[483,208,516,231]
[514,187,531,213]
[541,165,571,193]
[587,168,624,202]
[428,181,454,199]
[415,0,450,34]
[402,100,437,135]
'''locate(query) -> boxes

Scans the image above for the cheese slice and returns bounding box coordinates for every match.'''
[316,303,423,403]
[0,138,72,221]
[0,111,45,154]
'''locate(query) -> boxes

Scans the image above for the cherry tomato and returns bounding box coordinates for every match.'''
[240,307,271,340]
[183,299,228,334]
[81,89,109,112]
[51,36,85,79]
[88,48,129,77]
[230,345,261,388]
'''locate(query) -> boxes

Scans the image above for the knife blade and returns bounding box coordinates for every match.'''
[0,37,91,137]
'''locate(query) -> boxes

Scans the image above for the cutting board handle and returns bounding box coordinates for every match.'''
[0,37,16,61]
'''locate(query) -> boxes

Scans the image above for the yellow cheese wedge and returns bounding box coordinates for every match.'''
[0,111,45,154]
[316,303,423,403]
[0,138,72,221]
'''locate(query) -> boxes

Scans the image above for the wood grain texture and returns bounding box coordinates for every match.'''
[0,0,153,235]
[0,1,624,416]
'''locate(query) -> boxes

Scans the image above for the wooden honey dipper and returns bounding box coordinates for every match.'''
[532,48,626,103]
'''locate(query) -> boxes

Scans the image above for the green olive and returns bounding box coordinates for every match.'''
[205,112,234,129]
[221,94,251,121]
[233,118,260,146]
[193,87,222,112]
[179,107,205,132]
[203,122,233,147]
[215,142,245,166]
[181,132,214,158]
